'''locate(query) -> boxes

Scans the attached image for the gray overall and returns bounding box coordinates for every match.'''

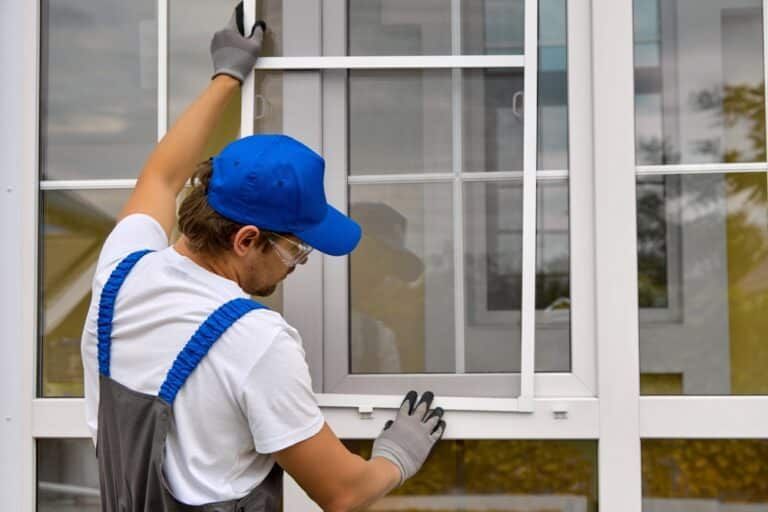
[96,249,282,512]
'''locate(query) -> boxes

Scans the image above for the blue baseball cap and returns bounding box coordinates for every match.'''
[207,134,361,256]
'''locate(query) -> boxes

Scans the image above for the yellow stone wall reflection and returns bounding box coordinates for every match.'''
[345,439,598,512]
[643,440,768,503]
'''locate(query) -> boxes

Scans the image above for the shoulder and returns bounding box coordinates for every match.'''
[96,214,169,274]
[224,306,306,363]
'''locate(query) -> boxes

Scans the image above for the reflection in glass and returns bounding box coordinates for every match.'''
[642,439,768,509]
[638,173,768,395]
[254,72,283,135]
[633,0,765,165]
[348,69,535,176]
[40,190,129,397]
[349,184,455,374]
[345,439,598,511]
[637,176,671,308]
[40,0,157,180]
[463,70,526,173]
[38,439,100,512]
[169,1,240,157]
[538,0,569,170]
[349,1,569,176]
[349,0,524,56]
[465,180,570,373]
[349,70,453,176]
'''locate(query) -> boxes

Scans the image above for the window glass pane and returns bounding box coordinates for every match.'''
[40,0,157,180]
[633,0,766,165]
[254,72,283,135]
[538,0,569,170]
[348,0,524,56]
[465,179,570,373]
[349,69,530,176]
[169,0,241,157]
[638,173,768,395]
[642,439,768,509]
[537,179,571,371]
[349,69,453,176]
[38,439,100,512]
[349,183,455,373]
[345,439,598,511]
[463,69,526,173]
[465,180,522,372]
[39,190,129,397]
[349,67,567,175]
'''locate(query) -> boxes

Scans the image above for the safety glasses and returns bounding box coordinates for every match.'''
[266,232,313,267]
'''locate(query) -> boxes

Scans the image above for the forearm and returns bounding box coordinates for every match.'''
[139,75,240,193]
[275,424,401,512]
[335,455,401,512]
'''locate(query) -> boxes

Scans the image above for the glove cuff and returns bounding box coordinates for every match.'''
[371,446,407,487]
[212,68,245,83]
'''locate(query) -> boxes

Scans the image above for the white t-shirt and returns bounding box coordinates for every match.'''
[81,214,324,505]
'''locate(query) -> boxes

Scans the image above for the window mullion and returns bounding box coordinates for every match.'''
[451,0,466,374]
[157,0,168,140]
[518,0,539,410]
[239,0,256,138]
[254,55,525,70]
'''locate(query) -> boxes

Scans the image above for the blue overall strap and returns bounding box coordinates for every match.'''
[97,249,154,377]
[158,297,266,404]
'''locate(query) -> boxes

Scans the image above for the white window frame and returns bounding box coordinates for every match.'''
[13,1,768,511]
[246,0,597,416]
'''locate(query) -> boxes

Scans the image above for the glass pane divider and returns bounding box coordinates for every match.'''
[636,162,768,175]
[452,191,466,373]
[253,55,525,70]
[536,169,569,180]
[348,173,455,184]
[519,0,539,411]
[452,120,466,375]
[239,0,256,138]
[347,171,568,185]
[40,179,138,190]
[451,0,465,374]
[157,0,168,140]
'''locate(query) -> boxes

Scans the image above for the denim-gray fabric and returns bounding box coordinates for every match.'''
[96,375,282,512]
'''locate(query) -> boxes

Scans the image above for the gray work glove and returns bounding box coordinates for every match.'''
[371,391,446,486]
[210,2,266,83]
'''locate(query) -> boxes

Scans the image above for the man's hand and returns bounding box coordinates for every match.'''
[371,391,446,485]
[210,2,265,83]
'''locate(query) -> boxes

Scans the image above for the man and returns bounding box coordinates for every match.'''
[81,5,446,512]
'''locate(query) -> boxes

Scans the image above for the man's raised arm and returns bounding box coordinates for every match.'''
[119,4,264,237]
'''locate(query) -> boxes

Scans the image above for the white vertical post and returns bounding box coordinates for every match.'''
[281,0,324,398]
[566,0,598,394]
[451,0,466,374]
[2,1,39,510]
[157,0,168,139]
[320,0,348,392]
[519,0,539,410]
[240,0,256,137]
[592,0,643,510]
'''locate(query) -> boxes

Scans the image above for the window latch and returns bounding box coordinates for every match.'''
[357,405,374,420]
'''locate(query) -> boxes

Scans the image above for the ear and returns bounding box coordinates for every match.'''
[232,225,262,257]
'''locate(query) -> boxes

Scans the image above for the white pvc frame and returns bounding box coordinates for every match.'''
[17,0,768,511]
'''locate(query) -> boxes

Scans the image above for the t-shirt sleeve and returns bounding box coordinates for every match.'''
[96,213,169,273]
[240,328,325,454]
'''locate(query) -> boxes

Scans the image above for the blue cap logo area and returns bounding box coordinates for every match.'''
[208,134,361,256]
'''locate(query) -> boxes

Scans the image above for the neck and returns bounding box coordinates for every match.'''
[174,236,241,285]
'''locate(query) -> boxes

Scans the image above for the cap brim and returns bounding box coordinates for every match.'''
[295,204,362,256]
